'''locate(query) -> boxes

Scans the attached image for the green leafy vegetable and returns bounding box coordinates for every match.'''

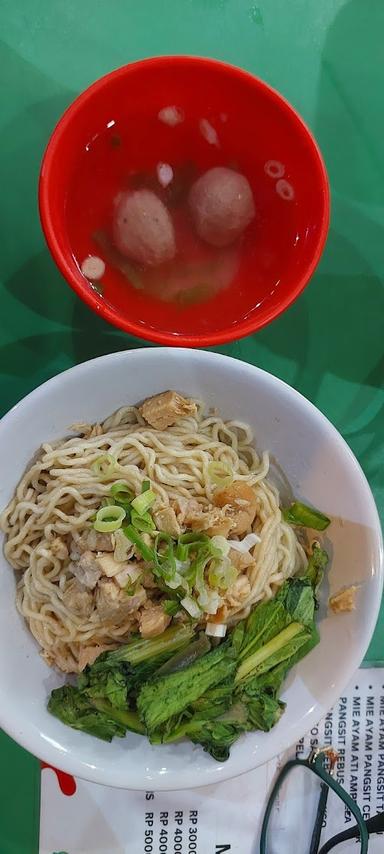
[49,626,197,741]
[48,685,127,742]
[244,692,285,731]
[166,571,324,758]
[240,623,320,701]
[90,698,145,734]
[157,690,283,761]
[156,634,211,676]
[78,667,128,710]
[157,701,249,762]
[237,599,289,661]
[305,543,329,603]
[280,578,316,626]
[137,641,236,734]
[90,624,194,672]
[235,622,312,684]
[236,576,313,665]
[48,545,328,761]
[282,501,330,531]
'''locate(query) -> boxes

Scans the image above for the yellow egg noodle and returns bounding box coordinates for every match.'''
[1,399,306,673]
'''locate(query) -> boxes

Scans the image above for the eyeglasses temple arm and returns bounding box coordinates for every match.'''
[309,783,329,854]
[365,811,384,834]
[318,811,384,854]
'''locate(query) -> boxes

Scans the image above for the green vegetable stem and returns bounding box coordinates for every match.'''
[282,500,331,531]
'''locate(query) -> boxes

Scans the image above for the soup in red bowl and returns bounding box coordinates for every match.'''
[39,56,329,346]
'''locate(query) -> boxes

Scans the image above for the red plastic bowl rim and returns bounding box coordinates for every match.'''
[39,55,330,347]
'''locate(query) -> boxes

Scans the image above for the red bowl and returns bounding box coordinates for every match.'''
[39,56,330,347]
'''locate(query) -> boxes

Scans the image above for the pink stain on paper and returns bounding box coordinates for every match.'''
[40,762,77,796]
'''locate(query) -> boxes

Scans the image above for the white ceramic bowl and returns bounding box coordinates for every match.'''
[0,349,382,790]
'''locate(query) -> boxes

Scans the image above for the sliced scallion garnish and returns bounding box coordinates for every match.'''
[131,489,156,516]
[123,525,157,563]
[175,542,189,562]
[110,481,134,503]
[94,504,125,533]
[131,507,156,533]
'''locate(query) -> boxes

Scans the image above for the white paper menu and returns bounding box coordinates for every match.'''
[39,668,384,853]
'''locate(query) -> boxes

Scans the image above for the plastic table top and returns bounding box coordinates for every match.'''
[0,1,383,851]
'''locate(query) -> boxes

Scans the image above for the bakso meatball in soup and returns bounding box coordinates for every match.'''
[113,189,176,266]
[188,167,255,248]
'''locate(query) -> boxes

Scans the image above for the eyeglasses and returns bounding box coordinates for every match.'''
[260,747,384,853]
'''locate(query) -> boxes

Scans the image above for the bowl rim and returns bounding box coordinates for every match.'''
[0,348,382,790]
[38,55,330,347]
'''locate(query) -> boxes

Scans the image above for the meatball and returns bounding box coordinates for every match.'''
[113,189,176,266]
[188,167,255,248]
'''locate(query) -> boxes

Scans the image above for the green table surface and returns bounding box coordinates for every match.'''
[1,1,383,851]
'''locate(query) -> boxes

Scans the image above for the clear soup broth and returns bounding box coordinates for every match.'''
[66,108,297,338]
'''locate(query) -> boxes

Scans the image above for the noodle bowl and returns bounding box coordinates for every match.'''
[0,349,381,792]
